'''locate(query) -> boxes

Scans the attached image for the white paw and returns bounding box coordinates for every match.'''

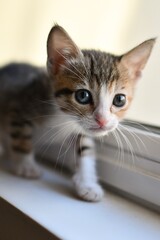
[12,162,42,179]
[73,175,104,202]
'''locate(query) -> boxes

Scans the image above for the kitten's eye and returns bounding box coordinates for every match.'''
[113,94,126,107]
[75,89,92,104]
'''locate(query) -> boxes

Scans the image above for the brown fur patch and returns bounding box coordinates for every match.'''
[12,137,32,153]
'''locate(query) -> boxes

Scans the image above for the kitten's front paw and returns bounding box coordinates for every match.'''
[12,162,42,179]
[73,174,104,202]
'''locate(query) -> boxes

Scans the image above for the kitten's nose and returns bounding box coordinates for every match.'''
[95,117,107,128]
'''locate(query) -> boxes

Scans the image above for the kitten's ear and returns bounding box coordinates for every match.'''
[121,39,156,81]
[47,25,81,75]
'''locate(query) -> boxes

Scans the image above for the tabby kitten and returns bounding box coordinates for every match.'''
[0,25,155,202]
[46,25,155,201]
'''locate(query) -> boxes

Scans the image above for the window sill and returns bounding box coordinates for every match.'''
[0,164,160,240]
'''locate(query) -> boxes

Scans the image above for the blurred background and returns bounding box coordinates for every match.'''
[0,0,159,126]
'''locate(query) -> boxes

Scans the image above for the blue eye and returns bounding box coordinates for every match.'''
[75,89,92,104]
[113,94,126,107]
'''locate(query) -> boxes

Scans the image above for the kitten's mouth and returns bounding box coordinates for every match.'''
[87,126,113,136]
[89,127,105,131]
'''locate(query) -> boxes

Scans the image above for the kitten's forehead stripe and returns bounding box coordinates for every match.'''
[82,50,121,85]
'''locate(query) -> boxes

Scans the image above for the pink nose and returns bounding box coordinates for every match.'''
[96,117,107,127]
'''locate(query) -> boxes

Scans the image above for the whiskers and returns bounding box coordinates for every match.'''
[110,122,154,170]
[111,130,125,168]
[116,126,137,169]
[36,118,80,172]
[29,97,86,172]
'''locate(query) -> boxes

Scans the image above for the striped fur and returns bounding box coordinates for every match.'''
[0,63,52,178]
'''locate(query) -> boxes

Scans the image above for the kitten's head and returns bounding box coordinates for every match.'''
[47,25,155,137]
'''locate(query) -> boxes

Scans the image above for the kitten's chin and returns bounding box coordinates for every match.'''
[84,126,117,137]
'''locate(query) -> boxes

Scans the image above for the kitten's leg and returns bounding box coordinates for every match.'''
[7,119,41,178]
[73,136,104,202]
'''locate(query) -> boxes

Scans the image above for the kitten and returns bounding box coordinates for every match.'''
[0,25,155,202]
[46,25,155,201]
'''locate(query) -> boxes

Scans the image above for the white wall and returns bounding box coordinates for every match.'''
[0,0,159,126]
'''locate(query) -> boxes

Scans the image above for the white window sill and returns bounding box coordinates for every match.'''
[0,164,160,240]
